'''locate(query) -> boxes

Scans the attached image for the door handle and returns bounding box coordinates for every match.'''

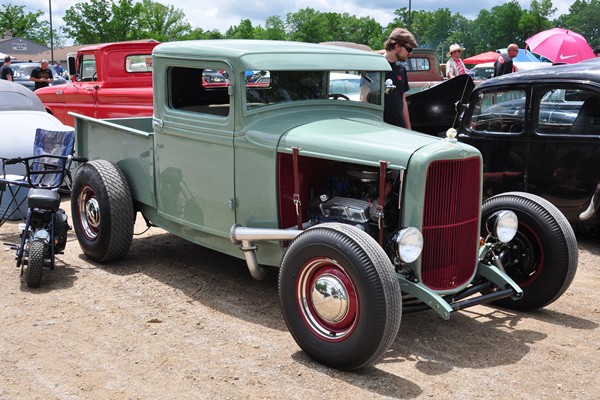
[152,118,164,129]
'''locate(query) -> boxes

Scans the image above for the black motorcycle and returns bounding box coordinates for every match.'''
[2,154,86,287]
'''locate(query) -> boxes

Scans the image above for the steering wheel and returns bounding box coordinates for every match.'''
[329,93,351,101]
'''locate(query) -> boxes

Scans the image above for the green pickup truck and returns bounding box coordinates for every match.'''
[70,40,577,371]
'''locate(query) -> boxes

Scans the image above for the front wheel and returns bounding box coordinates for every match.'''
[25,241,44,288]
[279,223,401,370]
[71,160,135,262]
[482,192,578,310]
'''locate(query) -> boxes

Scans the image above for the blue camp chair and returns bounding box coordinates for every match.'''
[1,128,85,288]
[0,128,75,226]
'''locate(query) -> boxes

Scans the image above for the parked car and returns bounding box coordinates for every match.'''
[328,72,361,100]
[470,61,554,83]
[10,62,68,91]
[0,80,70,176]
[457,58,600,232]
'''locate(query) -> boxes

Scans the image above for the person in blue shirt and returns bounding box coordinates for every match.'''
[54,61,64,76]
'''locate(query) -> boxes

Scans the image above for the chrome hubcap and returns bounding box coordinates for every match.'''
[311,274,349,323]
[78,187,100,240]
[297,258,358,341]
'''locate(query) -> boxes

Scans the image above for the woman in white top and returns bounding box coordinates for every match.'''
[446,43,467,79]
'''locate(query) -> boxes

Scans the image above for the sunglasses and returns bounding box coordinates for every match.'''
[403,45,413,53]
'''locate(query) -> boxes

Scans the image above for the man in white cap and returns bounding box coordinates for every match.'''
[446,43,467,79]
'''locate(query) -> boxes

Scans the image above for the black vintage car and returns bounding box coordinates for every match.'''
[457,58,600,232]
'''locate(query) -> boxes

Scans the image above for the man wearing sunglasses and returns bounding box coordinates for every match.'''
[383,28,418,129]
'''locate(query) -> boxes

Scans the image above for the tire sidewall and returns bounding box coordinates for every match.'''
[482,192,575,309]
[71,161,134,262]
[279,225,398,369]
[25,240,45,288]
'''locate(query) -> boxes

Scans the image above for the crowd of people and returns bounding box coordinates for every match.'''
[0,57,66,88]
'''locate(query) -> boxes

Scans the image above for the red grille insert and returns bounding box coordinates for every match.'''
[421,157,481,290]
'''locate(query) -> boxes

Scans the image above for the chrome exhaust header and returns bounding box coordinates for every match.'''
[230,224,303,280]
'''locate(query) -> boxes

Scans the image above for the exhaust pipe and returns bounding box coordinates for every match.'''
[580,185,600,221]
[230,224,303,280]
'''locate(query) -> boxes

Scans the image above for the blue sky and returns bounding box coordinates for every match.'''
[18,0,573,36]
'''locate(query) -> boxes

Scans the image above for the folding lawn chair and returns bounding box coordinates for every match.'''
[0,128,75,228]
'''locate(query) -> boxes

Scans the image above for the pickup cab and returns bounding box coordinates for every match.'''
[69,40,577,370]
[35,40,160,126]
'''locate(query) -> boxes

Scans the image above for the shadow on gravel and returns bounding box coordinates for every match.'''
[575,230,600,256]
[17,262,79,292]
[1,227,80,292]
[291,351,424,399]
[79,228,598,396]
[80,232,288,332]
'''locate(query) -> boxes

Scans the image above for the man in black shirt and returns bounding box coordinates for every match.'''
[382,28,417,129]
[0,56,13,81]
[494,44,519,77]
[30,60,54,90]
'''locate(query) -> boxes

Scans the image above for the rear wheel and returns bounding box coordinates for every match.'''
[279,223,401,370]
[71,160,135,262]
[25,241,44,288]
[482,192,578,310]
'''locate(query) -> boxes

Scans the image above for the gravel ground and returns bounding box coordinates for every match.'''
[1,199,599,400]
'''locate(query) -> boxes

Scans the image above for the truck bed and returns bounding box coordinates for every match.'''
[72,113,156,208]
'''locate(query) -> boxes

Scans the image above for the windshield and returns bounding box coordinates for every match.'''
[12,65,60,79]
[245,70,382,110]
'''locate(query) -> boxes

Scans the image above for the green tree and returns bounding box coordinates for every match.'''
[63,0,119,44]
[286,8,331,43]
[471,1,525,52]
[260,15,287,40]
[225,19,256,39]
[519,0,556,42]
[558,0,600,46]
[64,0,191,44]
[138,0,190,41]
[328,14,383,49]
[0,3,51,46]
[183,28,223,40]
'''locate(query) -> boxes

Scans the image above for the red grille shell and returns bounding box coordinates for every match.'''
[421,157,481,290]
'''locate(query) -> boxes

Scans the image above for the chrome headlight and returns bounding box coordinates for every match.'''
[486,210,518,243]
[393,227,423,263]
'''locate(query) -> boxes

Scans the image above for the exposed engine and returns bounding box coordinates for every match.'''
[26,208,70,253]
[307,165,400,239]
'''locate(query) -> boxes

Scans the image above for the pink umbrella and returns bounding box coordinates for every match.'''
[526,28,595,64]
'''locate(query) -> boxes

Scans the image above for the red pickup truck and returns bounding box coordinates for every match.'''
[35,40,160,126]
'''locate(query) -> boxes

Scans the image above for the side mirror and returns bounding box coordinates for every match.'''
[67,55,76,78]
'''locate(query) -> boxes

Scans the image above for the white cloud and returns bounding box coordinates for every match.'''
[14,0,574,36]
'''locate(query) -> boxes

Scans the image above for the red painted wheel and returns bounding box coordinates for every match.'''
[482,192,578,310]
[296,257,359,342]
[279,223,401,370]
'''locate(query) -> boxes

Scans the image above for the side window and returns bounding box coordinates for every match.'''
[537,87,600,135]
[168,66,230,117]
[469,89,526,134]
[126,55,153,72]
[405,57,431,71]
[78,54,96,81]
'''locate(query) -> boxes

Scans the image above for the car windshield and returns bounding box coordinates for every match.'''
[12,65,60,79]
[245,70,382,110]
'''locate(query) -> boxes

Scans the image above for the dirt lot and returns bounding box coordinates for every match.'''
[1,199,599,400]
